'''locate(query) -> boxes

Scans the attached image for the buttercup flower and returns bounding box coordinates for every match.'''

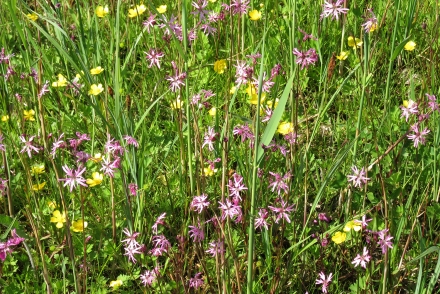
[277,121,294,135]
[249,10,262,21]
[128,4,147,18]
[71,219,87,232]
[52,74,68,87]
[348,36,363,48]
[24,109,36,121]
[331,231,346,244]
[208,107,216,116]
[214,59,227,74]
[50,210,66,228]
[88,84,104,95]
[96,5,109,17]
[31,163,45,175]
[157,5,167,14]
[336,51,349,60]
[32,182,46,191]
[1,115,9,122]
[344,220,362,232]
[246,83,266,104]
[86,172,103,187]
[203,165,217,176]
[171,98,183,110]
[109,279,123,288]
[404,41,416,51]
[89,153,103,163]
[27,13,38,21]
[90,66,104,75]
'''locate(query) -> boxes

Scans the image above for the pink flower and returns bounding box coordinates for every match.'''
[0,134,5,152]
[361,8,378,33]
[144,49,165,69]
[189,272,204,289]
[218,199,241,221]
[19,135,39,158]
[152,212,167,234]
[140,268,159,286]
[320,0,349,21]
[268,199,295,223]
[206,240,224,257]
[316,271,333,293]
[51,133,66,158]
[191,0,209,20]
[377,229,393,254]
[407,123,430,148]
[268,172,290,195]
[166,61,186,92]
[188,223,205,243]
[59,165,88,192]
[352,247,371,268]
[227,173,248,200]
[426,93,439,112]
[190,194,210,213]
[254,208,270,230]
[347,166,370,188]
[128,183,138,196]
[400,100,418,121]
[202,126,218,151]
[142,14,157,33]
[292,48,318,70]
[123,135,139,148]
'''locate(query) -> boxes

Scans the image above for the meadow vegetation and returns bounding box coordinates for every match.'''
[1,0,440,293]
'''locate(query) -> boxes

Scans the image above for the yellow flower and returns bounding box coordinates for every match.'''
[47,200,57,209]
[90,66,104,75]
[1,115,9,122]
[277,121,294,135]
[249,10,262,21]
[208,0,216,2]
[86,172,103,187]
[27,13,38,21]
[31,163,45,175]
[157,5,167,14]
[50,210,66,228]
[171,98,183,110]
[336,51,349,60]
[230,86,236,94]
[331,231,346,244]
[204,165,217,176]
[369,23,377,33]
[266,98,279,110]
[404,41,416,51]
[32,182,46,191]
[246,84,266,105]
[109,280,123,288]
[128,4,147,18]
[208,107,216,116]
[71,219,88,232]
[403,99,416,108]
[89,153,103,163]
[95,5,109,18]
[213,59,227,74]
[88,84,104,95]
[24,109,36,121]
[52,74,68,87]
[348,36,363,49]
[344,220,362,232]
